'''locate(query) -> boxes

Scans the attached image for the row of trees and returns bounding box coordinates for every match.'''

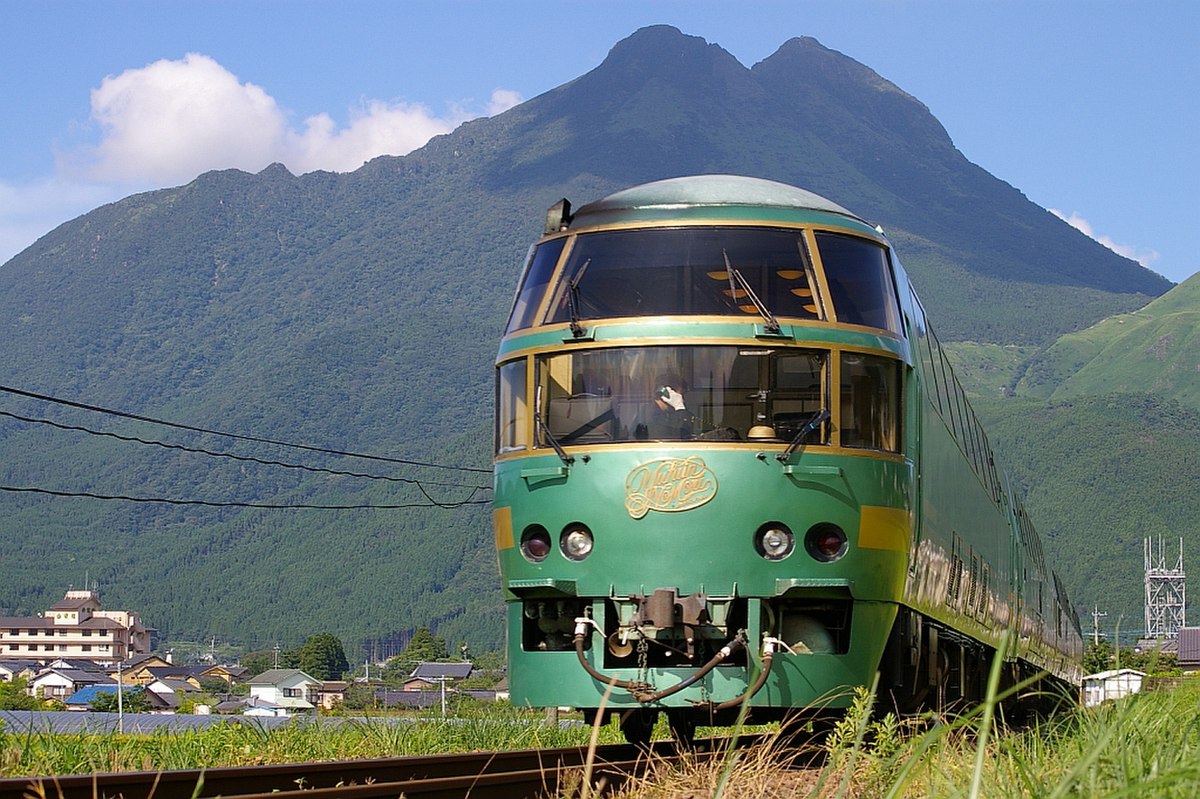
[235,628,503,687]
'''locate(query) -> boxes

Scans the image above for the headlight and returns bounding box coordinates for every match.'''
[520,525,551,562]
[560,524,594,561]
[805,523,848,562]
[755,523,795,561]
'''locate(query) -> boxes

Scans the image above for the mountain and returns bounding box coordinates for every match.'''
[1013,273,1200,406]
[0,26,1178,656]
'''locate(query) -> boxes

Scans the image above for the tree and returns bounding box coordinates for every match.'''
[297,632,350,680]
[90,688,153,713]
[240,649,278,676]
[0,678,40,710]
[382,627,449,682]
[1083,640,1114,675]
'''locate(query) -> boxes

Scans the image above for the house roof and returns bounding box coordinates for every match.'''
[202,664,250,679]
[1176,627,1200,662]
[64,685,144,705]
[50,597,96,610]
[411,662,474,680]
[46,658,106,673]
[120,654,169,670]
[149,678,201,694]
[1084,668,1146,681]
[145,665,204,681]
[0,617,53,628]
[246,668,319,686]
[33,668,115,685]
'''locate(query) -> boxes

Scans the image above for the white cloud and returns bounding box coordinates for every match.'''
[287,100,463,174]
[0,177,120,262]
[1050,208,1160,269]
[62,53,488,184]
[488,88,523,116]
[0,53,523,265]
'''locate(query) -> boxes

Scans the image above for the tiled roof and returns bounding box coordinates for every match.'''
[35,668,115,685]
[50,597,96,610]
[246,668,319,685]
[411,662,474,680]
[0,617,53,628]
[1177,627,1200,663]
[64,685,140,705]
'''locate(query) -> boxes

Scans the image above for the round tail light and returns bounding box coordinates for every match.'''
[520,525,551,562]
[805,523,848,562]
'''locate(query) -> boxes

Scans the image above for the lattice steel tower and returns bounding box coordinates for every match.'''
[1144,537,1186,639]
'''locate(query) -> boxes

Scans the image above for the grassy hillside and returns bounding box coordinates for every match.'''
[1015,273,1200,406]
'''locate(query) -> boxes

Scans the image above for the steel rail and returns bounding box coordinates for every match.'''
[0,735,766,799]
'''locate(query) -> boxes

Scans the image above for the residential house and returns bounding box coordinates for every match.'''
[201,663,249,687]
[1175,627,1200,672]
[64,684,173,713]
[146,676,203,710]
[245,668,320,715]
[317,680,348,710]
[29,667,115,701]
[0,659,39,682]
[117,653,173,682]
[0,590,152,665]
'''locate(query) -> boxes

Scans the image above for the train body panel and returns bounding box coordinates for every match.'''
[493,175,1082,735]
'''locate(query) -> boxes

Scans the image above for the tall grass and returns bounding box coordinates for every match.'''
[0,704,623,778]
[599,680,1200,798]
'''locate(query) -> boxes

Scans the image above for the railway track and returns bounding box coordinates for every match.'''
[0,735,770,799]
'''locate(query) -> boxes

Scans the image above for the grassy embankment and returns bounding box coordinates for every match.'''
[6,679,1200,796]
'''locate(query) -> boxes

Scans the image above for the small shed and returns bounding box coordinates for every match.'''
[1082,668,1146,707]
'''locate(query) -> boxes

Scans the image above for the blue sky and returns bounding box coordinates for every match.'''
[2,1,1196,282]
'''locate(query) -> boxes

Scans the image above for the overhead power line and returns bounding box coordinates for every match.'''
[0,383,492,474]
[0,485,490,510]
[0,409,490,494]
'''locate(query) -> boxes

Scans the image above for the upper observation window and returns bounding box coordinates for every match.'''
[533,345,829,446]
[542,227,823,325]
[814,232,902,334]
[505,238,567,333]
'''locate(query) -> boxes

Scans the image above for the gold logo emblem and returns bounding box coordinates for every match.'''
[624,457,718,519]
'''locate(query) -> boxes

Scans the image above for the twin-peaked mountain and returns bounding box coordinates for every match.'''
[0,25,1180,651]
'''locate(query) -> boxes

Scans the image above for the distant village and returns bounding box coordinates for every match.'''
[0,590,505,716]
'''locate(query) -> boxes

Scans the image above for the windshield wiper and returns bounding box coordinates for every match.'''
[776,409,830,463]
[566,259,591,338]
[723,250,781,334]
[535,385,574,466]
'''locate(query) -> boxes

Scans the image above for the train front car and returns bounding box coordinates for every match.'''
[494,175,914,741]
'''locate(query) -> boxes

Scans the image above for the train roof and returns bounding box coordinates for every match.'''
[569,175,867,229]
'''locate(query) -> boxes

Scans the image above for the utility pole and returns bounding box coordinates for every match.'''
[273,642,281,668]
[1092,605,1108,645]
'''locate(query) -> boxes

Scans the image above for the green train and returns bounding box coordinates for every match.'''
[493,175,1082,742]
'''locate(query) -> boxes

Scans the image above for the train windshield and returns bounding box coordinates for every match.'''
[543,227,823,325]
[533,345,831,445]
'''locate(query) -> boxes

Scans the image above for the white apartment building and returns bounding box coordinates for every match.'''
[0,590,151,665]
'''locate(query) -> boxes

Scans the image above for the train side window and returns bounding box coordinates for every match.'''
[839,352,900,452]
[815,232,902,335]
[506,238,567,333]
[496,359,529,454]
